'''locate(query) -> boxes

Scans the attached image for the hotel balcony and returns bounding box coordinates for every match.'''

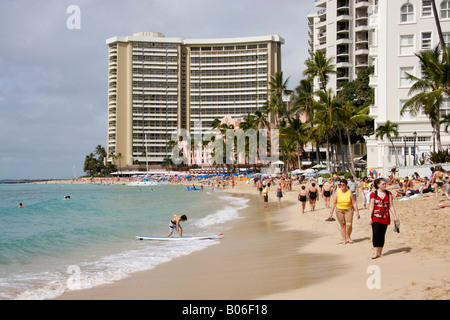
[315,0,326,8]
[355,48,369,56]
[337,0,350,10]
[336,14,351,22]
[355,0,370,9]
[355,24,369,33]
[336,49,349,57]
[336,61,352,69]
[316,19,327,30]
[336,38,352,45]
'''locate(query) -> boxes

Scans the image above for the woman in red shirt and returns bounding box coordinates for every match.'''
[369,178,399,259]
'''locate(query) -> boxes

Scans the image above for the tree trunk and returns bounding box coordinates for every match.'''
[326,134,331,171]
[432,0,446,51]
[315,140,321,165]
[346,128,357,177]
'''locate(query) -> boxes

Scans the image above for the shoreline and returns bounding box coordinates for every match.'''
[56,179,449,300]
[57,190,338,300]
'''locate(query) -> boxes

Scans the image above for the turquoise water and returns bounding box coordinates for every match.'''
[0,183,248,300]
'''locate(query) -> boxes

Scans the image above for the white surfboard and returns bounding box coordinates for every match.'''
[135,234,223,241]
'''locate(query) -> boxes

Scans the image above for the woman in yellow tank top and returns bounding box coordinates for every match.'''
[327,179,360,244]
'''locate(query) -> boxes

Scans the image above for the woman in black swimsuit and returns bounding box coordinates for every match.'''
[322,182,332,208]
[308,183,319,212]
[298,185,308,214]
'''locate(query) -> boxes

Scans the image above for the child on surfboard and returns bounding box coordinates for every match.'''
[167,214,187,237]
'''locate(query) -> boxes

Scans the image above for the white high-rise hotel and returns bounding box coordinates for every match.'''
[309,0,450,174]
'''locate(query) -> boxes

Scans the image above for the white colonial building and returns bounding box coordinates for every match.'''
[366,0,450,175]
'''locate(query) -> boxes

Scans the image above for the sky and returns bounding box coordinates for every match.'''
[0,0,317,179]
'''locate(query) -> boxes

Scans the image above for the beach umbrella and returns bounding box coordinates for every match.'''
[305,168,315,173]
[272,160,284,165]
[312,164,326,169]
[318,169,331,175]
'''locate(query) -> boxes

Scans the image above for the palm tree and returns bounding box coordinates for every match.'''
[314,89,340,171]
[303,50,336,92]
[253,109,270,131]
[341,101,373,176]
[403,47,447,151]
[267,72,309,167]
[267,72,292,126]
[442,113,450,133]
[239,113,258,131]
[291,78,315,119]
[375,121,400,167]
[84,153,98,176]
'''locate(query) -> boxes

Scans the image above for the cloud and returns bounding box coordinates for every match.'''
[0,0,316,179]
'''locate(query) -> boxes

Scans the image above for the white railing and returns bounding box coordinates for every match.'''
[397,162,450,178]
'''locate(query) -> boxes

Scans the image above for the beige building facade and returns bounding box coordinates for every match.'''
[106,32,283,166]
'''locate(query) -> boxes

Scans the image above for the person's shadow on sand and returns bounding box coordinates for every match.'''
[383,247,412,256]
[353,237,371,243]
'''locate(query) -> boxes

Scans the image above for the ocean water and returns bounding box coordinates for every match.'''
[0,183,249,300]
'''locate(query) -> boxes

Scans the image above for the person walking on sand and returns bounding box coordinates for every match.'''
[361,177,372,209]
[298,185,308,213]
[262,185,269,208]
[276,184,283,204]
[257,179,263,197]
[308,182,319,211]
[167,214,187,237]
[328,179,360,244]
[431,165,446,200]
[322,182,332,208]
[347,176,358,201]
[369,178,399,259]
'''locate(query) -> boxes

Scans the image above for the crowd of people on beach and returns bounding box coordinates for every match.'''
[249,164,449,259]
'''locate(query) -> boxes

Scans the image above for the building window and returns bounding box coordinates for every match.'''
[400,67,414,87]
[401,3,415,22]
[400,100,415,120]
[400,35,414,55]
[389,146,403,156]
[441,0,450,18]
[400,99,425,119]
[443,32,450,46]
[441,99,450,115]
[422,0,432,17]
[421,32,432,49]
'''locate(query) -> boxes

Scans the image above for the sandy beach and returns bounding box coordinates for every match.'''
[56,178,450,300]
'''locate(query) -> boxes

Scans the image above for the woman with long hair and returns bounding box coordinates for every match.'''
[369,178,399,259]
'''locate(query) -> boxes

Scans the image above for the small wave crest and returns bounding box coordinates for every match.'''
[193,195,249,229]
[9,240,219,300]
